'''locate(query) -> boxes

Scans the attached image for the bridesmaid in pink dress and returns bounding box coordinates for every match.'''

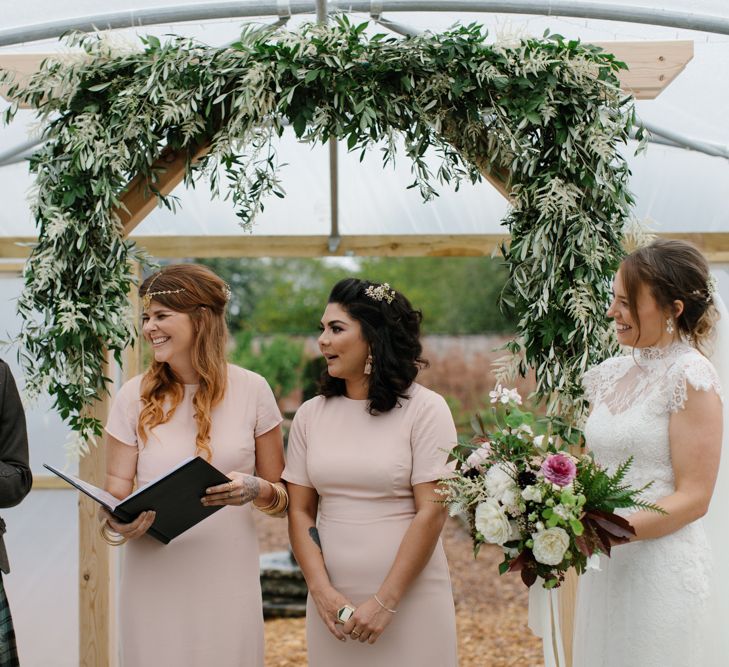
[284,278,458,666]
[98,264,288,667]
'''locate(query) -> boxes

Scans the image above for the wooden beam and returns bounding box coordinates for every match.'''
[0,261,23,273]
[31,475,69,490]
[117,145,210,236]
[0,42,693,108]
[0,53,48,108]
[593,41,693,100]
[4,232,729,261]
[129,233,509,258]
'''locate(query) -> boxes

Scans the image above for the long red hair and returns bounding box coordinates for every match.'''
[138,264,229,461]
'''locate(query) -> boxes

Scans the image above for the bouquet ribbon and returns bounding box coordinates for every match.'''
[528,582,566,667]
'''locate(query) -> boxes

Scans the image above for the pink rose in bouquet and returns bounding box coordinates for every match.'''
[541,453,577,487]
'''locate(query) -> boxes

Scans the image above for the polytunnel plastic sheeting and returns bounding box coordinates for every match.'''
[2,490,79,667]
[0,274,74,474]
[1,2,729,239]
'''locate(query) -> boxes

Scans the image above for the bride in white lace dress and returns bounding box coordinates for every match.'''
[572,240,725,667]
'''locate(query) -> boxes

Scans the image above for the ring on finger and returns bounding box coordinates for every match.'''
[351,630,360,638]
[335,605,355,624]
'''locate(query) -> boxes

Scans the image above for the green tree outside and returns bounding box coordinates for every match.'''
[199,257,514,335]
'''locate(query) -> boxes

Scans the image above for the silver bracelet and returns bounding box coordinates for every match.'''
[374,594,397,614]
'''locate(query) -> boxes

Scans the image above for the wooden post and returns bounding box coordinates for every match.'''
[78,354,112,667]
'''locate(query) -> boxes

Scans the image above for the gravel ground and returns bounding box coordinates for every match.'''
[255,512,543,667]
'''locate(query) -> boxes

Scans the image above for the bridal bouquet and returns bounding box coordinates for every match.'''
[440,385,664,589]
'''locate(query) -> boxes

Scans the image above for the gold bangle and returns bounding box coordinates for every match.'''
[99,519,127,547]
[254,482,288,516]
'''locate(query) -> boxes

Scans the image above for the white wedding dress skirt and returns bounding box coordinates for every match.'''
[572,342,723,667]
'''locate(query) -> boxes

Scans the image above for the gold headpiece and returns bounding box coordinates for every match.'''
[364,282,396,304]
[141,272,186,309]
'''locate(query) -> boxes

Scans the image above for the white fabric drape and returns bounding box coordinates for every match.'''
[705,283,729,663]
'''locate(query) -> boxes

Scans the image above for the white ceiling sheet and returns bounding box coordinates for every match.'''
[1,1,728,240]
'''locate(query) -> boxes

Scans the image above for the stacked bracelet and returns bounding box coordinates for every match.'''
[99,518,127,547]
[374,594,397,614]
[254,481,289,516]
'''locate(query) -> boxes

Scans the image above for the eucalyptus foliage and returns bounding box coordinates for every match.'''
[1,17,636,444]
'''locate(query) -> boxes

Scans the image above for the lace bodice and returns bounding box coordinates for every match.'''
[583,341,722,503]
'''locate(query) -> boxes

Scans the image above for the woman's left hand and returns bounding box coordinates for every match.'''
[341,597,396,644]
[202,471,261,507]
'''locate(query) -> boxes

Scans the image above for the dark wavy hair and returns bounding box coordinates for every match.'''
[319,278,427,413]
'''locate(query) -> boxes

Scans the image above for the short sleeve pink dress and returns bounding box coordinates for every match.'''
[105,364,282,667]
[282,383,458,666]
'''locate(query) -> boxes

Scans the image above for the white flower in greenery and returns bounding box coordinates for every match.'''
[532,434,553,451]
[501,487,523,514]
[586,554,602,571]
[517,424,533,436]
[485,462,518,504]
[489,384,522,405]
[532,527,570,566]
[552,504,573,521]
[475,499,512,546]
[521,485,543,503]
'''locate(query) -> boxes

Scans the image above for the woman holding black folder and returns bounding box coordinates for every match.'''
[99,264,288,667]
[284,279,458,666]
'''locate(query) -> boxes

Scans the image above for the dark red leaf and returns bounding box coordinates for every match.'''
[507,550,530,572]
[593,524,613,556]
[521,568,538,587]
[585,510,636,539]
[574,534,592,557]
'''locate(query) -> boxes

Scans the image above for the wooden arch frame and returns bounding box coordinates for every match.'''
[0,38,702,667]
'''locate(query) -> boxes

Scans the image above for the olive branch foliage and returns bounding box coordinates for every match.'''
[0,17,637,446]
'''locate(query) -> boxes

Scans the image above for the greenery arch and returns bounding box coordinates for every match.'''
[2,18,637,445]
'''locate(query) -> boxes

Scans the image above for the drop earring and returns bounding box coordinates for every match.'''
[364,353,373,375]
[666,318,675,335]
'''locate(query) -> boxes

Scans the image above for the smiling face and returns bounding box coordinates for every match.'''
[141,301,197,379]
[607,269,676,348]
[318,302,370,386]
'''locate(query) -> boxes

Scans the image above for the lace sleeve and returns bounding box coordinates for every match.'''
[582,365,602,404]
[668,353,724,413]
[582,357,625,406]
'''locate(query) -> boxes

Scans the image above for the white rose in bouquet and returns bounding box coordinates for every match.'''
[475,498,513,545]
[485,462,518,504]
[521,484,542,502]
[532,527,570,566]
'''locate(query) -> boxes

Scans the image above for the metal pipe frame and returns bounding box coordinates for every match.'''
[1,1,729,47]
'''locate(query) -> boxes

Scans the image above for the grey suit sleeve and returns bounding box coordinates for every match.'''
[0,360,32,508]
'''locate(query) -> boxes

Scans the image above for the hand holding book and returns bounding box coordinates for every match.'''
[202,472,262,507]
[99,507,156,543]
[44,456,231,544]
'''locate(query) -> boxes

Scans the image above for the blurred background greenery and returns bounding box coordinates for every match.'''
[199,256,516,335]
[143,256,525,434]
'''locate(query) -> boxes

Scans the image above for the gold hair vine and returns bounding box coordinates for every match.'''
[364,282,396,304]
[141,273,186,309]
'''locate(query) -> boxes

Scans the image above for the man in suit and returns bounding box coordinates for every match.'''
[0,360,32,666]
